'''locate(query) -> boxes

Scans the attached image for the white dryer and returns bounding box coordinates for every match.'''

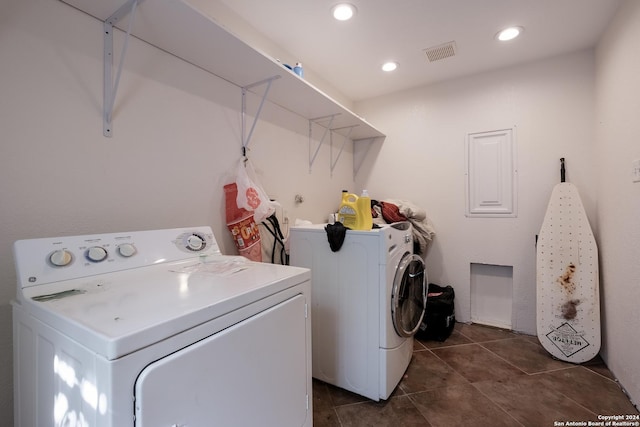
[12,226,312,427]
[289,222,426,401]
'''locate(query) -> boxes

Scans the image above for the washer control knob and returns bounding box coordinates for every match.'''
[186,234,205,251]
[50,249,73,267]
[117,243,137,258]
[86,246,108,262]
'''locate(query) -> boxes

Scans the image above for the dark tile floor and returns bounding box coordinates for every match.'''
[313,323,639,427]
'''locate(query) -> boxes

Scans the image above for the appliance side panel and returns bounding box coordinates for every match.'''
[290,229,339,381]
[13,305,102,427]
[13,306,35,427]
[290,229,381,400]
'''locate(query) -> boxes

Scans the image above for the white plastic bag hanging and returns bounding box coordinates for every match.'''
[235,158,276,223]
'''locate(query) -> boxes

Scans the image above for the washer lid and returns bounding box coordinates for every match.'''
[17,256,310,360]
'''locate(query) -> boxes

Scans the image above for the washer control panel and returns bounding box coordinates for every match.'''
[14,226,220,289]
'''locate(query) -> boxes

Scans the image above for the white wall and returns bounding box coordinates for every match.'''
[595,0,640,408]
[0,0,356,422]
[355,50,598,335]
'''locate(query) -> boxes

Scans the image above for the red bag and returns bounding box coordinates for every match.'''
[224,183,262,262]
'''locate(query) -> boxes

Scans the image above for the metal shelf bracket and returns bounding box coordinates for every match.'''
[330,125,356,176]
[353,137,376,178]
[103,0,139,137]
[308,114,339,172]
[241,75,281,158]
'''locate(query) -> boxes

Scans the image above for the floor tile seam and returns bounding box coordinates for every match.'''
[429,341,478,351]
[329,394,411,409]
[457,329,517,343]
[580,359,640,397]
[427,346,476,385]
[331,399,369,409]
[551,388,599,418]
[465,336,521,344]
[497,366,622,417]
[399,384,461,399]
[541,366,640,412]
[331,394,432,425]
[331,406,345,426]
[403,392,442,427]
[391,394,432,425]
[475,341,530,376]
[472,376,633,426]
[610,381,640,413]
[582,364,632,386]
[423,340,483,350]
[526,364,584,377]
[431,340,529,380]
[468,382,528,427]
[457,325,520,343]
[414,341,427,351]
[316,380,343,409]
[404,391,481,427]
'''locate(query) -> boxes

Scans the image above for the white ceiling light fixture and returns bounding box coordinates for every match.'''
[496,26,524,41]
[332,3,357,21]
[381,61,398,72]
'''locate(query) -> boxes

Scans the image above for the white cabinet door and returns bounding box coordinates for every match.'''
[134,294,309,427]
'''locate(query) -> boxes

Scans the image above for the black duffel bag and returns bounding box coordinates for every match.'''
[416,283,455,342]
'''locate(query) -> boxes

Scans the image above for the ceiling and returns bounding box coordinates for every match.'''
[218,0,621,102]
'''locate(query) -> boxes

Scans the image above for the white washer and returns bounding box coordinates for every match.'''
[289,222,426,401]
[12,226,312,427]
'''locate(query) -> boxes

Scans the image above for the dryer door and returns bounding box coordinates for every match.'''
[391,253,427,337]
[133,294,310,426]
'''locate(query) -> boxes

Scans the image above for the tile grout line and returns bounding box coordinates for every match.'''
[468,381,528,427]
[403,391,439,426]
[407,340,528,427]
[476,340,537,376]
[432,335,532,426]
[332,407,343,427]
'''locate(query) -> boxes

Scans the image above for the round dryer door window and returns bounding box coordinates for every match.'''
[391,253,427,337]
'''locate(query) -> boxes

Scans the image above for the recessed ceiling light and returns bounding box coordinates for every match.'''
[332,3,357,21]
[382,61,398,72]
[496,26,524,41]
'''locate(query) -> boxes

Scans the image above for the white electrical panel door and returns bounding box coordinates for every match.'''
[465,128,517,217]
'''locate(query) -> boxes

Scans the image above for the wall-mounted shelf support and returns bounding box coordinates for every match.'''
[103,0,139,137]
[330,125,356,176]
[353,137,377,178]
[308,114,339,172]
[241,76,281,157]
[65,0,385,146]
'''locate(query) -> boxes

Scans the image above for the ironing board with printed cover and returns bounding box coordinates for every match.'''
[536,159,601,363]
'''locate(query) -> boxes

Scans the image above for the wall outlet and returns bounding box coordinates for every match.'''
[633,159,640,183]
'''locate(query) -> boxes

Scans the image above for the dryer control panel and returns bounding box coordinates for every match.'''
[14,226,220,289]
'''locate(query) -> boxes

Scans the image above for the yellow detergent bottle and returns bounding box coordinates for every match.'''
[338,190,373,230]
[358,189,373,230]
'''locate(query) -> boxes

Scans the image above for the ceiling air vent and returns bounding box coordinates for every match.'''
[423,41,457,62]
